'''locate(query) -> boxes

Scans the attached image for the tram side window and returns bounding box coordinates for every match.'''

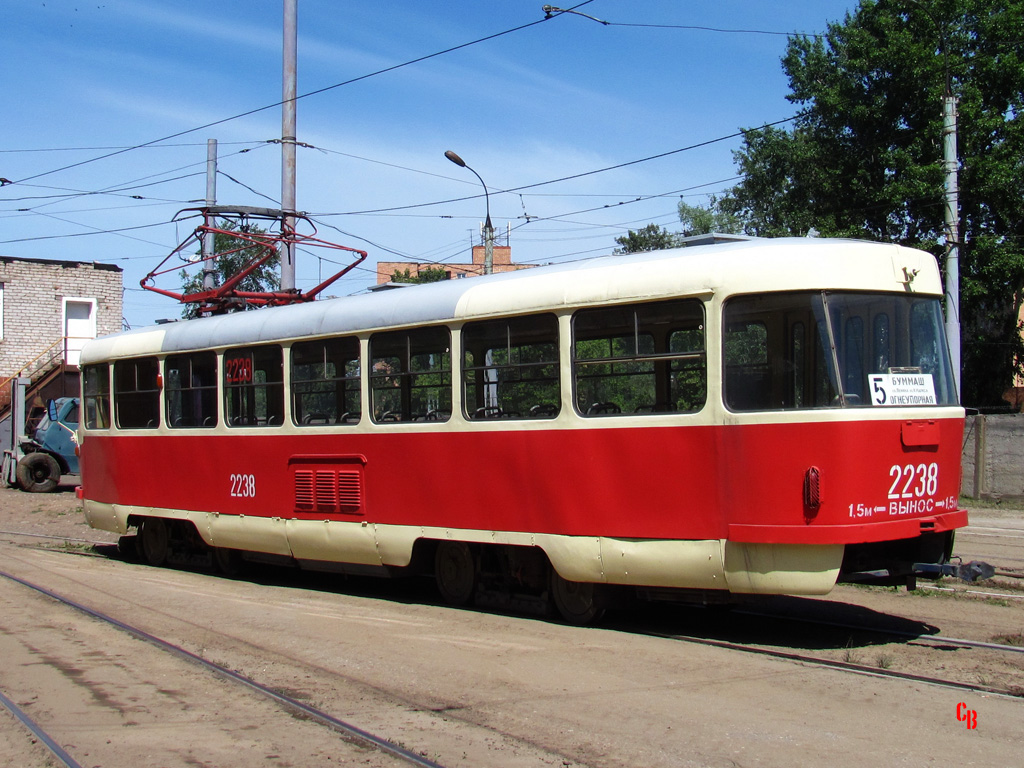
[113,357,161,429]
[82,364,110,429]
[165,351,218,428]
[573,299,706,416]
[292,336,361,425]
[463,314,559,420]
[370,327,451,422]
[224,345,284,427]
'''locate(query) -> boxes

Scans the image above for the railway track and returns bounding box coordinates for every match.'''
[0,567,447,768]
[1,535,1022,766]
[647,627,1023,699]
[0,688,84,768]
[3,528,1023,716]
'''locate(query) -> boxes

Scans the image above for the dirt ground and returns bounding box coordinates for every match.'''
[0,484,1022,767]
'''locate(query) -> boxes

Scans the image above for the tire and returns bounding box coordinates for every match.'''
[550,569,606,626]
[16,452,61,493]
[435,541,476,606]
[137,518,171,567]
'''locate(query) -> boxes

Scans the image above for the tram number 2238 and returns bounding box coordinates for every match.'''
[888,462,938,499]
[230,473,256,499]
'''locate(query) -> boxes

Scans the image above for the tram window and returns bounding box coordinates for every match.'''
[165,351,218,428]
[224,345,284,427]
[573,299,706,416]
[463,314,559,420]
[292,336,361,425]
[82,364,110,430]
[873,313,891,372]
[113,357,160,429]
[724,291,957,410]
[370,327,451,423]
[791,322,806,408]
[843,316,866,402]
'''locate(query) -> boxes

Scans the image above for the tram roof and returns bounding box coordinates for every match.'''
[82,237,941,362]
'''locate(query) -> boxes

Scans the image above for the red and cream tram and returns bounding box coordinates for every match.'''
[78,238,967,623]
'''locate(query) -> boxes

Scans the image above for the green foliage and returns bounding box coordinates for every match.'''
[179,222,280,319]
[716,0,1024,407]
[677,197,744,237]
[613,223,680,254]
[390,266,451,283]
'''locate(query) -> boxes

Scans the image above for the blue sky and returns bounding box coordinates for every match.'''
[2,0,857,327]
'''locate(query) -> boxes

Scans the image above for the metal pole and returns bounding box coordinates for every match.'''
[943,93,961,399]
[202,139,218,291]
[443,150,493,275]
[483,218,494,275]
[280,0,298,292]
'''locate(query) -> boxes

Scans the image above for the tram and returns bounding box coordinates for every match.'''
[78,237,968,623]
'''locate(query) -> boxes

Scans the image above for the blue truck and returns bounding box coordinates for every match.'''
[1,397,80,493]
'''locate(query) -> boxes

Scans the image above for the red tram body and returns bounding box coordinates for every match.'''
[79,239,967,622]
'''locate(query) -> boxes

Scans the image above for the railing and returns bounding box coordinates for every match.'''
[0,336,88,407]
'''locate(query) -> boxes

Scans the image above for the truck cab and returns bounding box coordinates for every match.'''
[1,397,80,493]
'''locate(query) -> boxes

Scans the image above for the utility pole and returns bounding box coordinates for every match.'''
[280,0,298,293]
[202,139,218,291]
[943,92,961,399]
[482,219,495,275]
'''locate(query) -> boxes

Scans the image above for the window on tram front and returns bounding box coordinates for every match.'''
[370,327,451,423]
[291,336,361,425]
[224,345,284,427]
[572,299,706,416]
[113,357,160,429]
[82,363,110,430]
[462,314,559,420]
[165,351,218,428]
[723,291,957,411]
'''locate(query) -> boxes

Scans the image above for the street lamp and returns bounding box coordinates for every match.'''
[445,150,495,275]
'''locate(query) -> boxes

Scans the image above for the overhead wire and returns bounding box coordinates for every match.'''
[312,116,799,218]
[8,2,596,186]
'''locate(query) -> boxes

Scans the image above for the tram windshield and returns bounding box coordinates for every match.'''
[723,291,957,411]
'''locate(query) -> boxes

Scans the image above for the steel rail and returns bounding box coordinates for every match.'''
[0,688,85,768]
[733,608,1024,655]
[645,628,1023,699]
[0,529,111,546]
[0,569,447,768]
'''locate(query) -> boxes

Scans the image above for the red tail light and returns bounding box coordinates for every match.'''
[804,466,822,519]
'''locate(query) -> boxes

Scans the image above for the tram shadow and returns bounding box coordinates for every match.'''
[604,594,942,652]
[94,540,939,650]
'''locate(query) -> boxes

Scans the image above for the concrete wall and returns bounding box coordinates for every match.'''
[0,257,122,379]
[962,413,1024,500]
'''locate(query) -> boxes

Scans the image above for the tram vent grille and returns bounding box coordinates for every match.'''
[294,469,362,514]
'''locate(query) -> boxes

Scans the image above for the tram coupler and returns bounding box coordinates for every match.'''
[912,560,995,583]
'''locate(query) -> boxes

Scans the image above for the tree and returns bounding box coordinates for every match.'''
[390,265,451,283]
[613,224,680,254]
[716,0,1024,408]
[677,197,743,237]
[179,222,280,319]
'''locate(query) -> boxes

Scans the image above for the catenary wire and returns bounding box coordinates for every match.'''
[8,2,595,186]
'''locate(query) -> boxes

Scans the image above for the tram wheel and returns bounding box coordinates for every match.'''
[137,518,171,567]
[213,547,245,577]
[435,541,476,606]
[550,570,606,626]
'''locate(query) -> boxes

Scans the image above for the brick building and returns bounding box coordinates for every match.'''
[0,256,123,406]
[376,244,533,284]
